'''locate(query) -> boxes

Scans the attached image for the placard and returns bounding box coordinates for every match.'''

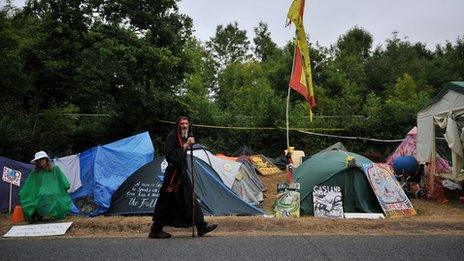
[3,222,73,237]
[249,155,281,176]
[2,166,22,187]
[362,163,416,217]
[274,182,300,218]
[313,185,344,218]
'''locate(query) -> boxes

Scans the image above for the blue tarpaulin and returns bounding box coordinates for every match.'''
[71,132,155,216]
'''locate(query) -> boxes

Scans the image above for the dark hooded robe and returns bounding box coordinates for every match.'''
[151,117,207,229]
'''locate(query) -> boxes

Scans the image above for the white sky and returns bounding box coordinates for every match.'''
[9,0,464,49]
[178,0,464,49]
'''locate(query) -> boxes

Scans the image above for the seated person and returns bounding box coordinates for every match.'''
[19,151,72,223]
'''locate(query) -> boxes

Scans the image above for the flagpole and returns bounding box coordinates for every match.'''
[286,85,291,149]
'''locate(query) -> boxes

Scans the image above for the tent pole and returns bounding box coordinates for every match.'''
[286,86,291,149]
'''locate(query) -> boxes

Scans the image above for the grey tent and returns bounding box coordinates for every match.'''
[106,156,264,216]
[189,145,265,206]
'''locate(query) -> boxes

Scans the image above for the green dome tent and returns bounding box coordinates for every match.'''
[294,148,382,215]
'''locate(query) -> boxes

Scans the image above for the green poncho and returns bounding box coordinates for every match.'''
[19,166,72,221]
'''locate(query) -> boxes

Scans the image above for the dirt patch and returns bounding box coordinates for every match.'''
[2,173,464,238]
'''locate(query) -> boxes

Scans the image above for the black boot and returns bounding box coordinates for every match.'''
[149,222,171,239]
[148,230,172,239]
[197,224,218,237]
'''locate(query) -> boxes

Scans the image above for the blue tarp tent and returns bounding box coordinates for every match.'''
[0,157,34,212]
[71,132,155,216]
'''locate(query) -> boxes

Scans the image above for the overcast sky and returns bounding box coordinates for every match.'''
[10,0,464,49]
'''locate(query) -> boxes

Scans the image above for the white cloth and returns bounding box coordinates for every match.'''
[444,116,464,176]
[444,115,463,157]
[53,154,81,193]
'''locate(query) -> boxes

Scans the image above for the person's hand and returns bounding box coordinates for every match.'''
[183,137,195,149]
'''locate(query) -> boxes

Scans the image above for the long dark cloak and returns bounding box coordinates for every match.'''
[152,118,205,228]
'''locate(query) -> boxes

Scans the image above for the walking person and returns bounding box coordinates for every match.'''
[149,116,217,238]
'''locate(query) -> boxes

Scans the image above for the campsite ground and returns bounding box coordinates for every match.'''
[2,174,464,238]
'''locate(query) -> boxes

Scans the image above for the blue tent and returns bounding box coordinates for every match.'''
[0,157,34,212]
[71,132,154,216]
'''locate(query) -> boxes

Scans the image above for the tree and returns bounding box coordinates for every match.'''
[335,27,373,59]
[253,21,277,62]
[206,22,250,68]
[0,0,195,159]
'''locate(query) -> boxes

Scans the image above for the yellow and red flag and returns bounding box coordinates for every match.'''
[287,0,315,119]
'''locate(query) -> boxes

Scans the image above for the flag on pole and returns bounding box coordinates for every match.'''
[287,0,315,120]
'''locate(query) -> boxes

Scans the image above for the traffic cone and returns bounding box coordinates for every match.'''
[11,205,25,223]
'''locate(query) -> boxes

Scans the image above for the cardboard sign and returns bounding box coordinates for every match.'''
[313,185,344,218]
[2,166,22,187]
[274,182,300,218]
[249,155,281,176]
[3,222,73,237]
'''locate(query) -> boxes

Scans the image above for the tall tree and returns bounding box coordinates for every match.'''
[206,22,250,68]
[335,26,373,59]
[253,21,277,62]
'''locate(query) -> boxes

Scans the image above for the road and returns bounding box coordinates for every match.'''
[1,235,463,260]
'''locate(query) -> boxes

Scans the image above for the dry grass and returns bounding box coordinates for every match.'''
[2,173,464,238]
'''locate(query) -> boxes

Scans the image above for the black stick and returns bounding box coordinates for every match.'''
[190,144,196,238]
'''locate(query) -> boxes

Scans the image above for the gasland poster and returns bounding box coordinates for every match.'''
[313,185,344,218]
[274,182,300,218]
[249,155,282,176]
[362,163,416,217]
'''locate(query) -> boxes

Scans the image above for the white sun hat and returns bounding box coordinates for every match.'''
[31,151,50,163]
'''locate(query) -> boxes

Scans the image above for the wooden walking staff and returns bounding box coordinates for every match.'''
[190,144,196,238]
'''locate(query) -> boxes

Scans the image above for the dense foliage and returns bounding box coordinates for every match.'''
[1,1,463,161]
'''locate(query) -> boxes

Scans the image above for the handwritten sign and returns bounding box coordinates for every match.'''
[249,155,281,176]
[125,181,162,209]
[2,166,22,187]
[3,222,73,237]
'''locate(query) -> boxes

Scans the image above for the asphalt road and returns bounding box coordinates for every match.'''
[1,235,463,260]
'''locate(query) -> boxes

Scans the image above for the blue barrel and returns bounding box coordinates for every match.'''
[392,155,419,176]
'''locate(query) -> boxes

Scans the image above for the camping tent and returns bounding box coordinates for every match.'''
[0,157,33,212]
[316,142,347,155]
[106,157,164,215]
[417,82,464,178]
[386,127,451,173]
[233,146,255,157]
[106,156,264,216]
[189,145,264,206]
[294,148,382,215]
[71,132,155,216]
